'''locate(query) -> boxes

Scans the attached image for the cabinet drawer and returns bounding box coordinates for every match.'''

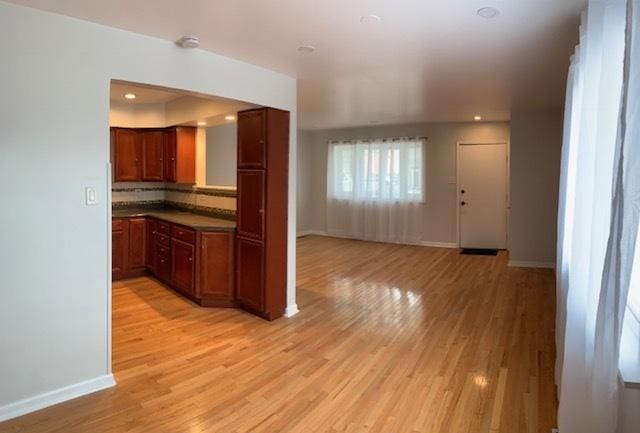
[157,221,171,236]
[156,232,171,247]
[112,218,128,232]
[171,226,196,244]
[155,243,170,257]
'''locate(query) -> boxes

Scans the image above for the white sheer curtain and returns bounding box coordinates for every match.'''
[326,138,426,244]
[556,0,639,431]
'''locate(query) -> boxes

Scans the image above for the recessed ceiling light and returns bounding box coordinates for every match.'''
[474,115,483,121]
[225,115,236,121]
[360,14,382,23]
[124,93,136,100]
[477,7,500,19]
[298,45,316,54]
[176,36,200,49]
[197,121,207,126]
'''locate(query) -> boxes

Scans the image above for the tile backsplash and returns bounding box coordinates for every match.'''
[112,182,236,220]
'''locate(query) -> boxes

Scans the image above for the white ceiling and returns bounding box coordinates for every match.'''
[9,0,586,130]
[110,82,182,104]
[110,80,256,127]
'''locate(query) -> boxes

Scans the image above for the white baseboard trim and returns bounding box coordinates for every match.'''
[0,374,116,422]
[299,230,457,249]
[419,241,459,249]
[508,260,555,269]
[296,230,327,237]
[285,304,299,317]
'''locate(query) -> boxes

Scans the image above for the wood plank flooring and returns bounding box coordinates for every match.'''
[0,236,557,433]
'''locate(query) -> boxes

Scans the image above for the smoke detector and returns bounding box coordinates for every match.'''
[177,36,200,49]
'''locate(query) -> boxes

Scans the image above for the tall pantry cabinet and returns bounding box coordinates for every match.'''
[236,108,289,321]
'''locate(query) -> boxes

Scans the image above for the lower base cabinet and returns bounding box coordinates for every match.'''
[198,232,235,307]
[113,216,235,308]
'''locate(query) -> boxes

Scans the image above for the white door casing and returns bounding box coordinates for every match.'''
[458,142,508,249]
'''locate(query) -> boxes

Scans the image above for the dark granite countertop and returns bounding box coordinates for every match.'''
[112,208,236,231]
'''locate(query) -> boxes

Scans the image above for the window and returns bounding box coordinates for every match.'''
[328,138,425,202]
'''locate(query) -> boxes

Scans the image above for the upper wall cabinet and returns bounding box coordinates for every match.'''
[111,127,196,184]
[141,130,165,181]
[112,128,141,182]
[165,126,196,184]
[237,109,266,169]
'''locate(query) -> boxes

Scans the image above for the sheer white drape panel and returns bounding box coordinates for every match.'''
[555,0,638,432]
[326,138,425,244]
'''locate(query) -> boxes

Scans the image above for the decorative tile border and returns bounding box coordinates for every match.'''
[164,201,236,220]
[112,200,165,209]
[112,185,237,198]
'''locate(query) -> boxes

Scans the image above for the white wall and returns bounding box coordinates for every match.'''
[509,109,563,266]
[206,123,237,187]
[0,1,296,420]
[297,122,510,245]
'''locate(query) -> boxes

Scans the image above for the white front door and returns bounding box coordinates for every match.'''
[459,142,508,249]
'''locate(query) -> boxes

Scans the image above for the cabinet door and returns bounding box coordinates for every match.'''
[156,250,171,283]
[113,129,141,181]
[175,127,196,184]
[237,170,265,240]
[172,238,195,295]
[236,237,264,311]
[142,131,165,181]
[238,110,266,168]
[199,232,235,300]
[112,219,129,280]
[128,218,146,270]
[146,219,156,272]
[164,129,177,182]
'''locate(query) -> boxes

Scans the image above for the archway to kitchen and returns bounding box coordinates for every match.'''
[108,80,294,384]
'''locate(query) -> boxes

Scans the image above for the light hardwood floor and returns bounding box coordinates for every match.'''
[1,236,557,433]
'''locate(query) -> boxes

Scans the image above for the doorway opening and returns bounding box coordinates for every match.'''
[457,141,509,250]
[108,80,291,381]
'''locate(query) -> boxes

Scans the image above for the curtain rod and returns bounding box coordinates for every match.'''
[327,136,428,144]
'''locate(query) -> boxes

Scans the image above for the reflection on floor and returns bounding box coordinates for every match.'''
[1,235,556,433]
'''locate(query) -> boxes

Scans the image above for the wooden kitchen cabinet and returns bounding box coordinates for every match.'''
[112,217,145,280]
[141,130,165,181]
[112,219,129,280]
[164,126,196,184]
[128,218,146,271]
[171,238,195,296]
[237,170,265,240]
[236,108,289,320]
[111,126,195,183]
[197,231,235,307]
[145,218,156,272]
[113,216,236,308]
[112,128,141,182]
[236,237,264,312]
[237,109,266,168]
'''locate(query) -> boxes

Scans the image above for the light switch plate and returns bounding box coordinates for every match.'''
[85,187,98,205]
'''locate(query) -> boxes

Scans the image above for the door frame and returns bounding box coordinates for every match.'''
[455,140,510,248]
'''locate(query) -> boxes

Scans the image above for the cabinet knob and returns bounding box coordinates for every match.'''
[188,257,192,262]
